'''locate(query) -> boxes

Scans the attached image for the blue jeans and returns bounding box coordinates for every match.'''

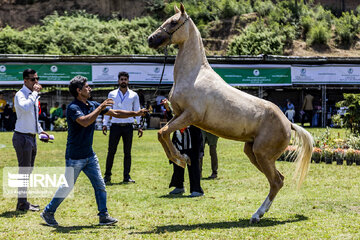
[44,155,108,216]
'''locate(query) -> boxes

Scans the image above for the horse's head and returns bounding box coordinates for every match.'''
[148,3,190,49]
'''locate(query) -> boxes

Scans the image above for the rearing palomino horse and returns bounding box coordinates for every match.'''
[148,3,313,224]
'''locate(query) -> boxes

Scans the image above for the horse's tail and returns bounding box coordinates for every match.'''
[290,123,314,189]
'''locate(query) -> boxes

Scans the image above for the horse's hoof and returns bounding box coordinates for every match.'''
[183,154,191,166]
[172,158,186,168]
[249,216,260,224]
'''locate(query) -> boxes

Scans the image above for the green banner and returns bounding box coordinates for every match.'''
[213,67,291,86]
[0,64,91,85]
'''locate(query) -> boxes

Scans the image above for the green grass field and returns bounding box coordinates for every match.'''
[0,128,359,239]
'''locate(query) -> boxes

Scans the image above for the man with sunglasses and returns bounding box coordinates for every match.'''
[12,69,50,212]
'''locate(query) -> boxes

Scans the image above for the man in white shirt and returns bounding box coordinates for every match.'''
[13,69,49,212]
[102,71,143,184]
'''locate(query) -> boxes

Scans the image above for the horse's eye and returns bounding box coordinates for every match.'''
[170,20,177,27]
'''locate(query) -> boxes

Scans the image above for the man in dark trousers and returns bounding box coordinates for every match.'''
[41,75,147,227]
[102,71,143,184]
[162,99,204,197]
[169,125,205,197]
[13,69,49,212]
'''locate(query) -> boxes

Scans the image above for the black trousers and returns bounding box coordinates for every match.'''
[169,150,203,194]
[12,132,37,205]
[104,124,133,180]
[302,110,313,127]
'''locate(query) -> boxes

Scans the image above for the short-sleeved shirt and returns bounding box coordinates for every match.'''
[65,99,109,160]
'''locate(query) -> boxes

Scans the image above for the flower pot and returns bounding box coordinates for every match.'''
[346,157,353,166]
[313,156,321,163]
[355,159,360,166]
[325,156,332,164]
[336,157,343,165]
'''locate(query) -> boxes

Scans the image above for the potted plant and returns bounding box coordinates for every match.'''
[344,148,355,165]
[334,148,345,165]
[354,150,360,166]
[323,148,333,164]
[312,147,322,163]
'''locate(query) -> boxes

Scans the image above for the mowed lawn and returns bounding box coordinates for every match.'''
[0,128,359,239]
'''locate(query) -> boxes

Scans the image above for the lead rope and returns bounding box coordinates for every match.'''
[153,46,168,98]
[138,47,169,130]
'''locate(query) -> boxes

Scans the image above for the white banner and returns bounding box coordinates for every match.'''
[292,65,360,84]
[92,63,174,84]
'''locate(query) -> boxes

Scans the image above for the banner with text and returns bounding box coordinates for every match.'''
[212,64,292,86]
[292,65,360,84]
[0,64,91,85]
[92,63,174,84]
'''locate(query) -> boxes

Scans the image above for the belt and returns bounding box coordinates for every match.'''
[14,131,36,138]
[112,123,133,127]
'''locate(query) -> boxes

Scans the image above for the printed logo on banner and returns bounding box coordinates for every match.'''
[103,67,109,74]
[50,65,58,73]
[253,69,260,76]
[154,67,160,73]
[300,68,306,76]
[0,65,6,72]
[348,68,353,74]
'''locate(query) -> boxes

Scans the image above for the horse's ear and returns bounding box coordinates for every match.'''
[174,4,180,13]
[180,3,185,14]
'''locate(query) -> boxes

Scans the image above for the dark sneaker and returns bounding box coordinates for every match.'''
[40,211,58,227]
[104,176,111,184]
[99,213,118,225]
[123,178,135,183]
[169,188,185,195]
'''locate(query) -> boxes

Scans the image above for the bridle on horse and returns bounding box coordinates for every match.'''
[153,15,190,97]
[159,15,190,42]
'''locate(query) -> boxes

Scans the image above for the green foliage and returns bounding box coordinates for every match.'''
[0,11,169,55]
[253,0,275,17]
[227,19,293,55]
[53,117,67,131]
[334,93,360,135]
[306,21,331,46]
[0,0,359,56]
[334,11,360,48]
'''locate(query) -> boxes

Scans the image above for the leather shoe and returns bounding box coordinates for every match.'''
[123,178,135,183]
[16,202,40,212]
[103,176,111,184]
[208,173,217,179]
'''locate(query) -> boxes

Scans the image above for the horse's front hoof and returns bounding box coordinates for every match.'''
[249,216,260,224]
[183,154,191,166]
[172,158,186,168]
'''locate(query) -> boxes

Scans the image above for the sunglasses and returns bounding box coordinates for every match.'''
[26,77,40,81]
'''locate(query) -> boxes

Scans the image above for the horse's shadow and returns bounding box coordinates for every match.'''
[0,210,27,218]
[131,214,308,234]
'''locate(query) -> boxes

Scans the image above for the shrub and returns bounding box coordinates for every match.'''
[335,94,360,135]
[334,11,360,48]
[227,19,286,55]
[253,0,275,17]
[306,21,331,46]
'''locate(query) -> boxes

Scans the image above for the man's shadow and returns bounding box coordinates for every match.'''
[131,214,308,234]
[159,194,189,199]
[0,210,27,218]
[39,224,118,233]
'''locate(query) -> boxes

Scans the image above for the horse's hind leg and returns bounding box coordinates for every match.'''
[249,140,287,224]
